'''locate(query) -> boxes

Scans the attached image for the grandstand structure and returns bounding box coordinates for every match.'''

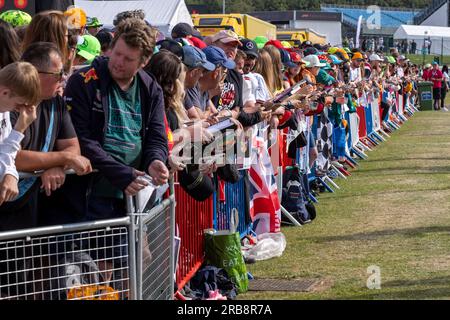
[413,0,450,26]
[321,4,421,49]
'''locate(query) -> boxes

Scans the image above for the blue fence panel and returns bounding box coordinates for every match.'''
[213,172,252,238]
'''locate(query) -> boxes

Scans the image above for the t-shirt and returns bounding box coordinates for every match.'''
[350,66,362,83]
[242,72,272,104]
[186,84,210,112]
[430,69,443,89]
[0,112,23,181]
[11,96,77,152]
[93,78,143,198]
[212,69,243,111]
[1,96,77,231]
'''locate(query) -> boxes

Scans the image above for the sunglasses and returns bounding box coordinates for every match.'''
[38,69,65,82]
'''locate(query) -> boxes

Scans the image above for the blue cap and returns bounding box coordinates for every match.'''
[329,54,343,65]
[432,61,439,65]
[182,46,215,71]
[279,49,297,68]
[202,46,236,70]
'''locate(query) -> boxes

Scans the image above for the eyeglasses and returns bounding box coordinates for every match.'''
[38,69,65,82]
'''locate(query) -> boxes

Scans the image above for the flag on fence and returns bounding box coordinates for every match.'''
[248,136,281,235]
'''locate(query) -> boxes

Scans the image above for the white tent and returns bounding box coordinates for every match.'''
[74,0,193,36]
[394,25,450,56]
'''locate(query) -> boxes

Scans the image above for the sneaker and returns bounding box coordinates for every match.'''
[442,107,449,112]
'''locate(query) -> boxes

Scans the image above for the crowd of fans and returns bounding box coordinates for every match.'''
[0,7,443,299]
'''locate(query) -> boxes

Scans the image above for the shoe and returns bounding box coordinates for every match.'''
[442,107,449,112]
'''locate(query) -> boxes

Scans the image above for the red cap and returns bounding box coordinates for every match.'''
[289,51,302,63]
[189,36,207,49]
[265,40,284,50]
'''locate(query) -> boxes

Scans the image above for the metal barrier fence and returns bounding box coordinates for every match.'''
[214,173,252,238]
[0,173,176,300]
[136,197,175,300]
[0,217,133,300]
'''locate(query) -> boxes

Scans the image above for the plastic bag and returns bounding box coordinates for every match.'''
[205,231,249,294]
[242,233,287,262]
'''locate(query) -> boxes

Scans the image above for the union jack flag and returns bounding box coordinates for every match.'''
[248,136,281,235]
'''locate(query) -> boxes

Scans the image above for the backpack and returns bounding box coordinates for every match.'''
[281,167,316,225]
[49,248,119,300]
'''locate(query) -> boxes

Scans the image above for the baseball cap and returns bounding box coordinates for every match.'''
[385,56,396,64]
[254,36,268,49]
[352,52,364,61]
[303,46,319,57]
[77,35,101,64]
[280,49,297,68]
[329,54,343,65]
[281,41,293,49]
[189,36,207,50]
[239,39,259,58]
[210,30,243,46]
[302,40,313,48]
[182,46,215,71]
[179,166,215,202]
[316,69,337,85]
[86,17,103,28]
[156,39,184,59]
[369,53,384,62]
[302,55,326,68]
[265,39,284,50]
[398,55,407,61]
[424,63,432,69]
[172,22,194,38]
[203,46,236,69]
[0,10,32,27]
[432,61,439,65]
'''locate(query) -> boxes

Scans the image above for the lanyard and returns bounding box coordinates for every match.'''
[17,103,55,199]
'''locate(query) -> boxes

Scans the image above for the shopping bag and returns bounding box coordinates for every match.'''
[204,230,248,294]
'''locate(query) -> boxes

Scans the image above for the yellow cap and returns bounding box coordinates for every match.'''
[281,41,292,49]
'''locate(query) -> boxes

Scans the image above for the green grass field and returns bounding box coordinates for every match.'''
[240,111,450,300]
[407,54,450,66]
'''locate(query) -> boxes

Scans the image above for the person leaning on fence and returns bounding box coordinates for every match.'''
[210,30,262,127]
[0,62,40,206]
[62,17,169,222]
[0,42,93,232]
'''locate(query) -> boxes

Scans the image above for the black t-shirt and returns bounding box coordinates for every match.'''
[166,108,180,132]
[212,69,243,111]
[11,96,77,152]
[1,96,77,231]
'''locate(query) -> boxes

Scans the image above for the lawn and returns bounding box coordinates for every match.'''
[407,54,450,66]
[240,111,450,300]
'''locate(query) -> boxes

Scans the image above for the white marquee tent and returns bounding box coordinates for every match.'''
[74,0,193,36]
[394,25,450,56]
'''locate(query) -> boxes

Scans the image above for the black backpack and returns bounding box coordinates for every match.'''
[281,167,316,225]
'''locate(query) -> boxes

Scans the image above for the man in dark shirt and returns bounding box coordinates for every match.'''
[0,42,92,232]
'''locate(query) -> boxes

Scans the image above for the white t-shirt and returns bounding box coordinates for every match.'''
[0,112,24,181]
[350,66,362,83]
[242,72,272,104]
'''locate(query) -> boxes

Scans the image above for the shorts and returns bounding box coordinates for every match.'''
[433,88,441,100]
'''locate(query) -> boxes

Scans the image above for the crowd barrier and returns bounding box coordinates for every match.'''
[0,83,419,299]
[0,175,176,301]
